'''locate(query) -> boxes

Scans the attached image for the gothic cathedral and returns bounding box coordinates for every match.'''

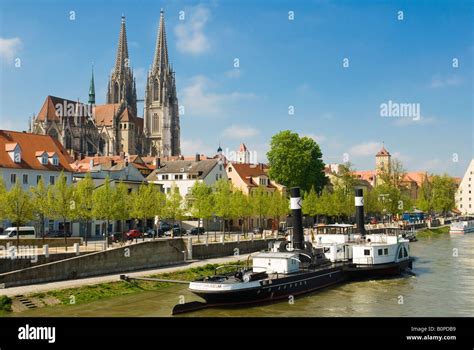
[30,10,180,159]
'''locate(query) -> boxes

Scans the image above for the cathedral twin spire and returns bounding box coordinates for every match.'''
[114,15,130,74]
[152,9,170,75]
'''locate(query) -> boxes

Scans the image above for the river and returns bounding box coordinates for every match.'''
[13,233,474,317]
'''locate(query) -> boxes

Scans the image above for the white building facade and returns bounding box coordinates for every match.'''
[456,159,474,215]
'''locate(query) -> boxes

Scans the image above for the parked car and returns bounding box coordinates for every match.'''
[187,227,206,235]
[253,227,263,234]
[172,224,186,236]
[143,228,156,238]
[110,232,125,243]
[0,226,36,239]
[46,230,72,238]
[125,229,142,240]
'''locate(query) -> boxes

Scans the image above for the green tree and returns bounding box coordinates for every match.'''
[163,185,184,234]
[213,179,233,235]
[72,174,94,245]
[231,190,252,235]
[416,180,433,213]
[92,177,115,248]
[188,182,213,239]
[113,182,131,238]
[431,175,457,215]
[268,190,289,232]
[303,186,319,220]
[267,130,327,192]
[30,178,50,244]
[48,173,74,249]
[4,182,34,247]
[130,183,158,236]
[251,185,271,232]
[0,179,6,221]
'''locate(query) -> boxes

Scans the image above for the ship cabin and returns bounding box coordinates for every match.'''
[252,252,300,274]
[313,224,356,263]
[352,234,410,266]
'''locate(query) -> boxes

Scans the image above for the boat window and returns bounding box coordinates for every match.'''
[324,247,330,253]
[403,247,408,258]
[384,248,388,255]
[364,249,370,256]
[378,249,383,256]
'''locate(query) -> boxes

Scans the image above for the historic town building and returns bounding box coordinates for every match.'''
[455,159,474,215]
[30,11,180,159]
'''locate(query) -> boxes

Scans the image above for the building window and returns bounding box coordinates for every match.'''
[23,174,28,185]
[37,175,42,184]
[219,165,223,171]
[10,173,16,184]
[124,124,127,130]
[378,249,383,256]
[364,249,370,256]
[52,156,59,166]
[162,174,169,180]
[384,248,388,255]
[50,176,55,185]
[228,167,232,172]
[42,155,48,165]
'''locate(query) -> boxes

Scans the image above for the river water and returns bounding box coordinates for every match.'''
[13,234,474,317]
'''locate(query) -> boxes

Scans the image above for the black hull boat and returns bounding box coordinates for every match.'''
[190,265,346,305]
[173,188,414,314]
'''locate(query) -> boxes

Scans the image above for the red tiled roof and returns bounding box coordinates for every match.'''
[0,130,73,172]
[230,163,272,187]
[36,95,90,123]
[93,104,144,132]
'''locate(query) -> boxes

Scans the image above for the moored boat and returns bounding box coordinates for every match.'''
[449,219,474,234]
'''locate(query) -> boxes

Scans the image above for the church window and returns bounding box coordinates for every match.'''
[120,124,122,129]
[65,131,72,149]
[153,80,159,101]
[153,113,159,133]
[114,82,119,103]
[48,129,58,140]
[124,124,127,130]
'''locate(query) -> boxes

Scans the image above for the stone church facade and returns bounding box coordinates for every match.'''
[30,11,180,159]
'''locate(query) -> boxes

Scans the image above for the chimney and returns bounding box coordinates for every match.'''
[195,153,200,162]
[355,188,366,236]
[290,187,304,249]
[155,157,161,168]
[89,159,94,169]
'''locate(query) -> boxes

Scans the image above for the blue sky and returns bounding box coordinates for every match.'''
[0,0,472,176]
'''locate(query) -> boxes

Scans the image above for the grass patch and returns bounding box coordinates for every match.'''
[417,226,449,238]
[29,261,247,308]
[0,295,12,315]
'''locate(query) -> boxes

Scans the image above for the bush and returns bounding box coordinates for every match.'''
[0,295,12,313]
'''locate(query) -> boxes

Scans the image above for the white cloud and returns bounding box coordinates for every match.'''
[0,37,22,63]
[222,125,259,139]
[175,6,211,55]
[349,141,381,157]
[302,133,326,144]
[420,158,442,172]
[179,75,257,117]
[430,74,463,88]
[180,138,216,156]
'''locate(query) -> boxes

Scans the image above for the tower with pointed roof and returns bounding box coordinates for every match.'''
[88,65,95,105]
[144,9,180,157]
[375,143,391,174]
[106,16,137,116]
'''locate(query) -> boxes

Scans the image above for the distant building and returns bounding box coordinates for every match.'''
[0,130,73,191]
[226,162,285,195]
[455,159,474,215]
[0,130,73,232]
[146,155,227,197]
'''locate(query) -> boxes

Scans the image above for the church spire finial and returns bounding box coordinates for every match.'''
[114,15,129,73]
[89,63,96,105]
[152,9,169,74]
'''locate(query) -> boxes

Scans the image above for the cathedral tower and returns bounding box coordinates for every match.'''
[107,16,137,116]
[144,9,180,157]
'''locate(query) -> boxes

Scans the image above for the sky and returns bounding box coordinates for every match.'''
[0,0,472,176]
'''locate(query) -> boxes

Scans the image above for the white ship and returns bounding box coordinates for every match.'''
[449,219,474,234]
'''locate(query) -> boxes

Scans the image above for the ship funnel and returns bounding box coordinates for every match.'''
[355,188,366,236]
[290,187,304,249]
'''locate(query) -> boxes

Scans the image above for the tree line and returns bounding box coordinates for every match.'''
[0,173,289,247]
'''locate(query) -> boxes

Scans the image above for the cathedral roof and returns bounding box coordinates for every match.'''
[36,95,88,122]
[0,130,73,172]
[93,103,143,131]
